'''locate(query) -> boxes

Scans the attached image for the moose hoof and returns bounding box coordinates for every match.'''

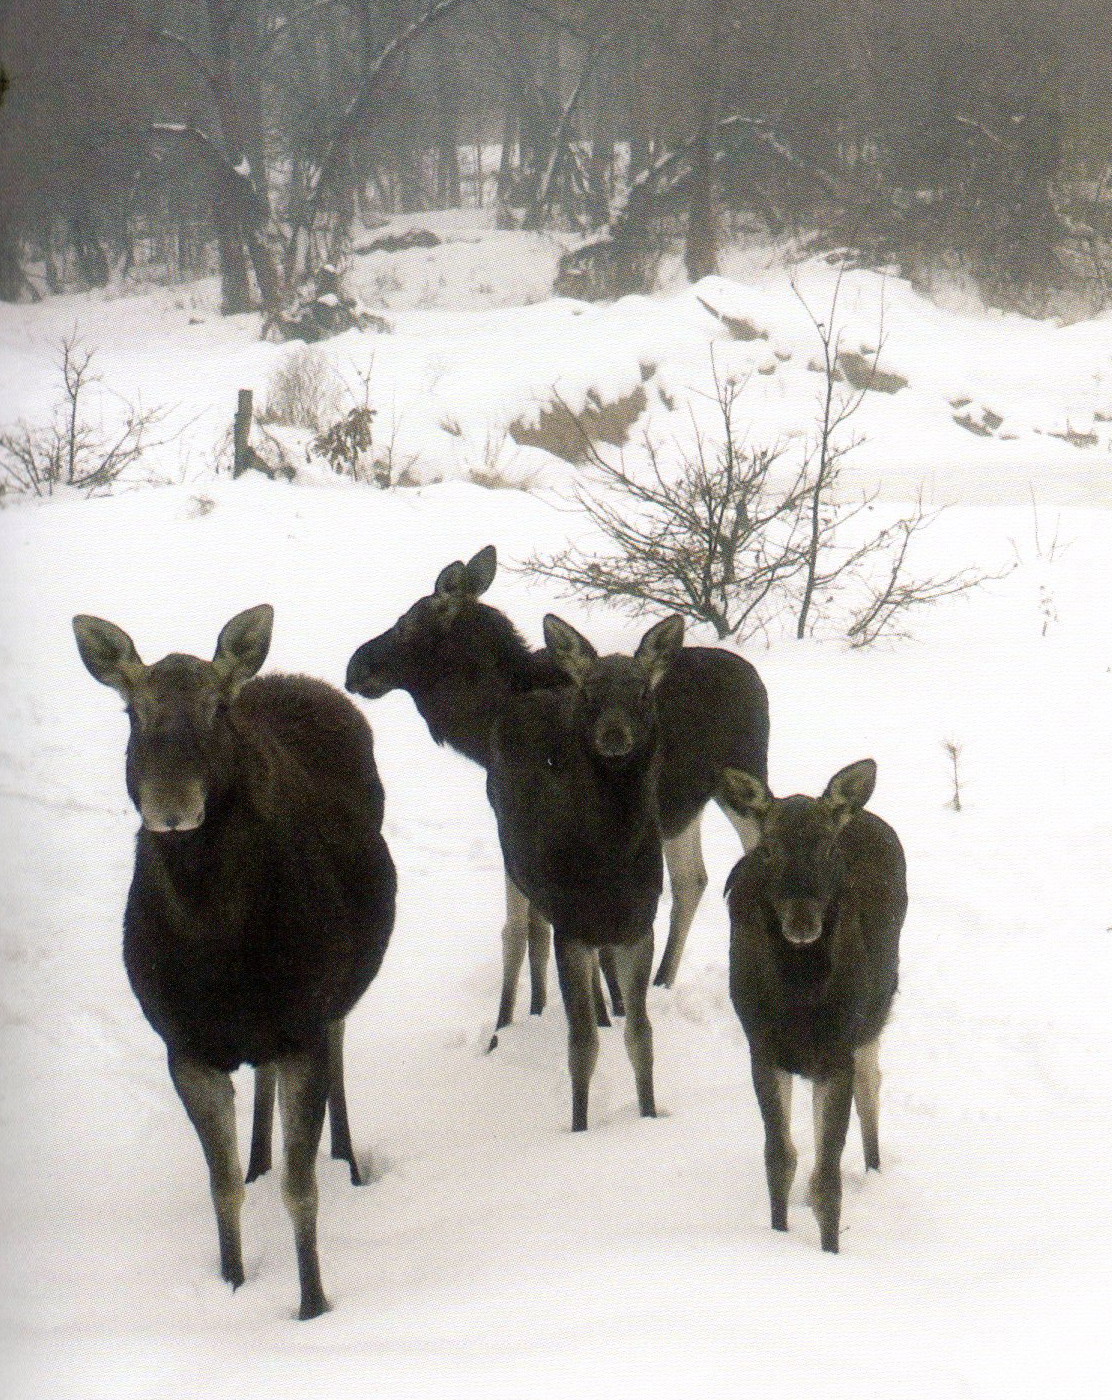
[298,1294,331,1322]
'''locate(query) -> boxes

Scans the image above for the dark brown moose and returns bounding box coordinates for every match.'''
[345,545,769,1041]
[719,759,906,1253]
[73,605,396,1319]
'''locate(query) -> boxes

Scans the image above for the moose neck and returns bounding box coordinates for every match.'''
[412,605,556,769]
[768,899,841,991]
[583,729,661,839]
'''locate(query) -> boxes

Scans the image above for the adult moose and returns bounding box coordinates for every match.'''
[719,759,906,1252]
[488,614,682,1131]
[74,605,396,1319]
[346,546,769,1037]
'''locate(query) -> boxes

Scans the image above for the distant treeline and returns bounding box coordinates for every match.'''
[1,1,1109,312]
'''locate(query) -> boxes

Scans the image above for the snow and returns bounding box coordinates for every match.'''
[2,226,1111,1398]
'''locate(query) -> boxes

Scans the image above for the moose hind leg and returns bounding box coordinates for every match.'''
[327,1020,362,1185]
[750,1053,797,1233]
[853,1039,882,1171]
[527,901,551,1017]
[612,933,656,1119]
[590,952,613,1028]
[598,944,625,1018]
[246,1062,277,1183]
[168,1054,246,1289]
[716,798,761,856]
[492,877,531,1048]
[277,1042,331,1319]
[810,1069,854,1253]
[654,816,708,988]
[555,937,600,1132]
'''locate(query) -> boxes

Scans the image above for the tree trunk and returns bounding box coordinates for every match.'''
[685,118,719,283]
[497,102,518,207]
[436,44,462,208]
[213,192,252,315]
[70,205,110,288]
[0,213,24,302]
[205,0,284,314]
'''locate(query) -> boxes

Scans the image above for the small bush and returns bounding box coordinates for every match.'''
[262,347,345,433]
[312,407,378,480]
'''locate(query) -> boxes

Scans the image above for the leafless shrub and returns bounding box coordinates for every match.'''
[261,346,345,432]
[844,504,993,646]
[525,367,809,640]
[793,270,1003,643]
[369,408,421,487]
[523,277,1000,646]
[0,334,172,499]
[465,425,538,491]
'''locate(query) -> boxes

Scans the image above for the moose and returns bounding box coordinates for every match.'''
[487,613,683,1132]
[345,545,769,1039]
[719,759,906,1253]
[73,604,397,1319]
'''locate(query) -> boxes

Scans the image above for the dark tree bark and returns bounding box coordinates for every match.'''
[70,202,109,288]
[684,116,719,282]
[435,40,462,208]
[0,213,24,301]
[213,189,252,315]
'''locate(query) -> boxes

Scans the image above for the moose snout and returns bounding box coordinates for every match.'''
[345,644,389,699]
[593,710,636,759]
[138,779,206,833]
[775,898,825,946]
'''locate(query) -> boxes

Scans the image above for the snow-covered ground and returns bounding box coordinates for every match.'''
[2,220,1111,1398]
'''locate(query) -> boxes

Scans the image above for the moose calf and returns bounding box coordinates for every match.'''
[720,759,906,1252]
[486,614,684,1132]
[74,605,397,1319]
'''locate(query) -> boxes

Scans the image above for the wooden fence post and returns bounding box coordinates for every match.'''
[233,389,253,478]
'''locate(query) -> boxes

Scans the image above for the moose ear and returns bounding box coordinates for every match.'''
[822,759,877,828]
[543,614,598,687]
[464,545,497,596]
[213,604,273,694]
[434,559,468,597]
[635,614,684,689]
[718,767,773,825]
[73,615,146,698]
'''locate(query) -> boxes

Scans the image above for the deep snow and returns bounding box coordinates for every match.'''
[2,223,1111,1398]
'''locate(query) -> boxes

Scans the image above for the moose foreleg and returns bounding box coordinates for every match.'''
[327,1019,362,1185]
[526,901,552,1017]
[654,818,708,988]
[853,1038,882,1171]
[811,1068,854,1253]
[612,933,656,1119]
[555,936,600,1132]
[490,877,532,1050]
[169,1054,246,1289]
[750,1053,797,1234]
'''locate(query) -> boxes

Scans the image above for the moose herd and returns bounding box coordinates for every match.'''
[74,545,908,1321]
